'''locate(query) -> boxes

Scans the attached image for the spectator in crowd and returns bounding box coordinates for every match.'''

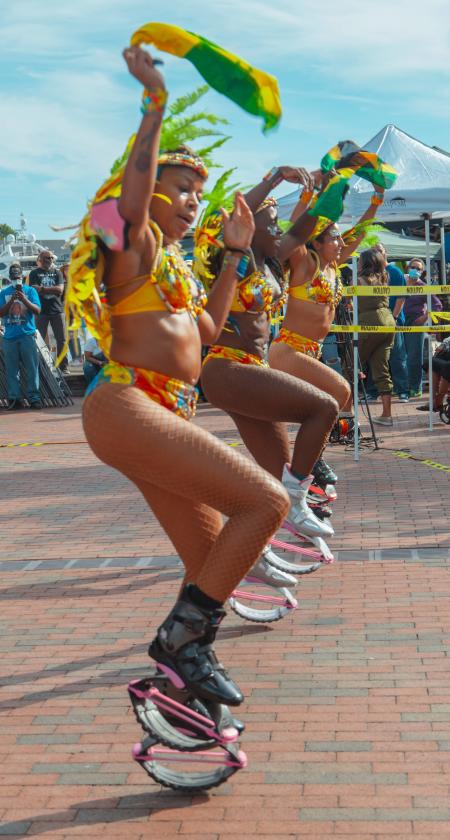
[437,267,450,325]
[358,249,396,426]
[29,251,69,373]
[83,335,107,385]
[0,262,42,410]
[417,336,450,413]
[367,244,410,401]
[403,259,442,397]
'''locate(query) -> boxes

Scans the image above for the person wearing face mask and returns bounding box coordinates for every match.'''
[0,262,42,410]
[403,259,443,397]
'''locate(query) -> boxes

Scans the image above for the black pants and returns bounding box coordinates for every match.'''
[423,355,450,382]
[36,313,68,370]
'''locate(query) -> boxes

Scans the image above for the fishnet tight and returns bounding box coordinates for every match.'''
[201,359,339,479]
[82,383,289,603]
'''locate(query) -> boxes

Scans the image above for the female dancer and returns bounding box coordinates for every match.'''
[199,168,339,557]
[268,182,385,483]
[78,46,289,709]
[357,248,395,426]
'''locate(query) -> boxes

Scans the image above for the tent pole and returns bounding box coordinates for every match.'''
[352,254,359,462]
[441,222,447,283]
[424,216,433,431]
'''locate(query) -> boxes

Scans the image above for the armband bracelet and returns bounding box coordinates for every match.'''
[235,255,250,279]
[370,193,384,206]
[141,87,168,116]
[224,247,251,257]
[300,189,314,205]
[224,253,250,279]
[263,167,283,188]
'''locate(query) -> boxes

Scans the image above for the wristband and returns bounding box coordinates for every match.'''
[300,189,314,205]
[371,193,384,206]
[141,87,168,116]
[224,253,250,279]
[224,247,251,257]
[263,167,283,188]
[235,255,250,279]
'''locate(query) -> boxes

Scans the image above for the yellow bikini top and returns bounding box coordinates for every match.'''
[108,221,207,319]
[289,251,343,307]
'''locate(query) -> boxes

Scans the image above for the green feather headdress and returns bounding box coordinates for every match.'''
[110,85,230,177]
[342,219,387,254]
[193,168,242,289]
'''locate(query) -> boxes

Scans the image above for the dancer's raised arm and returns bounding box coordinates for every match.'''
[338,186,385,264]
[118,46,167,252]
[244,167,314,214]
[199,192,255,344]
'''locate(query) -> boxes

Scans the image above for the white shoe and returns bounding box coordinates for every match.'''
[282,465,334,539]
[373,416,393,427]
[248,550,297,588]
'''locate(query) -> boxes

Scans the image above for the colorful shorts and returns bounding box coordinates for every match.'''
[272,328,322,359]
[202,345,269,367]
[85,360,198,420]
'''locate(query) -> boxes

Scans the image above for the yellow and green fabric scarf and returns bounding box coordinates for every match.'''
[308,141,398,225]
[130,22,281,132]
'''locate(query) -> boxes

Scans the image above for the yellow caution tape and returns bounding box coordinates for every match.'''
[0,441,86,449]
[431,311,450,322]
[393,450,450,475]
[330,324,450,333]
[343,284,450,296]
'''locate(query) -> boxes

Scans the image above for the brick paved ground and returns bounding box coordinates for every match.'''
[0,396,449,837]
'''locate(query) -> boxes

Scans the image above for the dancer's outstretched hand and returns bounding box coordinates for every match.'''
[278,167,315,191]
[222,192,255,251]
[122,45,166,91]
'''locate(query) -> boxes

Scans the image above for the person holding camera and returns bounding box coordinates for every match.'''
[0,262,42,410]
[29,250,69,372]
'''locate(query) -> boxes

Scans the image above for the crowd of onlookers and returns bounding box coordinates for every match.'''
[341,247,450,425]
[0,251,106,410]
[0,246,449,419]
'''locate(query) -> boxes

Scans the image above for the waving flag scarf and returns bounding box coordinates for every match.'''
[130,22,281,132]
[308,141,398,226]
[320,142,397,189]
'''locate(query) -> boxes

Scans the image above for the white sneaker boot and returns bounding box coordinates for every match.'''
[248,547,297,588]
[282,465,334,539]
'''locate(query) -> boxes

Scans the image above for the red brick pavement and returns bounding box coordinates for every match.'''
[0,396,449,837]
[0,395,448,560]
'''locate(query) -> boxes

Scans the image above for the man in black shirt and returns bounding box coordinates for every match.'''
[28,250,68,373]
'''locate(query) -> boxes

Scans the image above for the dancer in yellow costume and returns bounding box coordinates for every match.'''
[268,179,386,488]
[197,168,341,563]
[70,44,289,712]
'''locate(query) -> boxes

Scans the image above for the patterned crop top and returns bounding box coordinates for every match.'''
[230,269,275,315]
[289,250,343,308]
[90,198,207,319]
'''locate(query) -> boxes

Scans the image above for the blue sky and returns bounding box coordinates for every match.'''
[1,0,449,238]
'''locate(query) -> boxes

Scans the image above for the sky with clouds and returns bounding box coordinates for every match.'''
[1,0,449,238]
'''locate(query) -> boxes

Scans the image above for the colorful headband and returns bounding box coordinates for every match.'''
[255,196,278,214]
[307,217,335,243]
[157,151,208,180]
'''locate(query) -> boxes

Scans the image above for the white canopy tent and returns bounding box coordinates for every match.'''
[278,124,450,224]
